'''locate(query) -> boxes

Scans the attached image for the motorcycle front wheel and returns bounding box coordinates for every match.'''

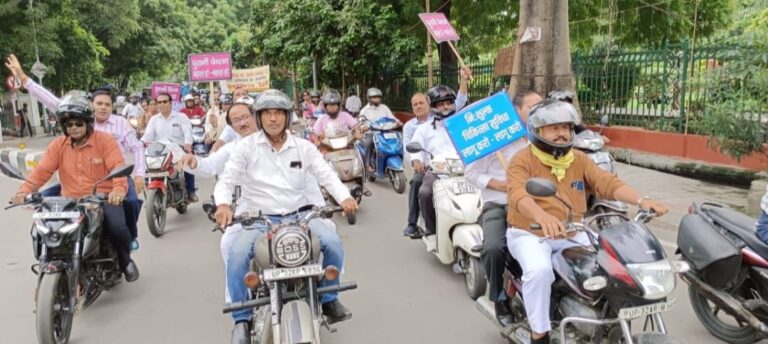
[689,284,762,344]
[36,272,73,344]
[146,189,167,237]
[460,250,486,300]
[390,170,406,194]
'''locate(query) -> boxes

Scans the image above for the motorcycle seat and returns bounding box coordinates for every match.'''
[705,206,768,258]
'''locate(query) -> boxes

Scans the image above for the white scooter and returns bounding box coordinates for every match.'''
[406,142,487,300]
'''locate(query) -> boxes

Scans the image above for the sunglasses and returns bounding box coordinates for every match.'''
[65,121,86,128]
[157,100,171,104]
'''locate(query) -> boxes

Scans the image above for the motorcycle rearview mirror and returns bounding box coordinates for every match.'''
[405,142,423,153]
[525,178,557,197]
[0,162,25,181]
[92,164,135,194]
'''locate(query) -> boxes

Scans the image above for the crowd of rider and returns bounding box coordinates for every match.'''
[5,50,673,344]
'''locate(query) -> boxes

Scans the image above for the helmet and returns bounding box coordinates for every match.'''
[366,87,383,99]
[57,91,94,134]
[183,94,195,102]
[234,95,254,106]
[428,85,457,118]
[322,89,342,118]
[309,90,321,98]
[547,90,576,104]
[527,100,582,158]
[252,89,292,129]
[219,94,233,104]
[130,92,141,99]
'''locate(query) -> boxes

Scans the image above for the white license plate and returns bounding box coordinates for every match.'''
[383,132,398,140]
[452,180,477,195]
[147,172,168,178]
[619,300,675,319]
[263,264,324,282]
[33,211,80,220]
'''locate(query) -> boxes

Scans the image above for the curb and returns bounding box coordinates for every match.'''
[0,148,46,177]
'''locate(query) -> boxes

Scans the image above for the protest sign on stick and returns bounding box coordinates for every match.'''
[419,12,472,80]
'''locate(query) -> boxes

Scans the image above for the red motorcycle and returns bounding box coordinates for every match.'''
[144,140,188,237]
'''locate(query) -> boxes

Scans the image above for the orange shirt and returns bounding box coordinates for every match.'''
[19,131,128,197]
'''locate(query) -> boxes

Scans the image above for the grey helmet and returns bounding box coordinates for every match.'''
[253,89,293,130]
[547,90,576,104]
[527,100,582,158]
[322,89,342,118]
[366,87,383,99]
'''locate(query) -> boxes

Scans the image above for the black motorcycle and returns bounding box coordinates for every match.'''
[476,178,686,344]
[2,162,134,344]
[677,202,768,343]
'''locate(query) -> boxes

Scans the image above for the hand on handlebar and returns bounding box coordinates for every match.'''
[532,212,567,240]
[215,204,234,229]
[639,199,668,216]
[340,198,358,216]
[412,160,425,174]
[11,192,28,205]
[107,190,126,206]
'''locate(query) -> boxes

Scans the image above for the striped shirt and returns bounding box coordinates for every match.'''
[23,79,145,176]
[761,186,768,213]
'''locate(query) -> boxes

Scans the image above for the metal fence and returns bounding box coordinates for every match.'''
[373,42,765,134]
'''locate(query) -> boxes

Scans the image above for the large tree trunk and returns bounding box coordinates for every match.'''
[508,0,575,107]
[436,0,458,89]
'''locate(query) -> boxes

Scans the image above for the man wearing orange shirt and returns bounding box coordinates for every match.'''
[11,93,139,282]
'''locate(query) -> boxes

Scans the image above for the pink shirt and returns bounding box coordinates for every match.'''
[313,111,357,138]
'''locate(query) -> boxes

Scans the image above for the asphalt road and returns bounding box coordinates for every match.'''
[0,161,759,344]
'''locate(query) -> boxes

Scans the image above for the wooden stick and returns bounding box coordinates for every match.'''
[495,151,508,169]
[446,40,473,81]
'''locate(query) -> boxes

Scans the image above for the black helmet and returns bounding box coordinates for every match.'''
[253,89,292,129]
[57,91,94,135]
[527,100,581,158]
[547,90,576,104]
[428,85,457,118]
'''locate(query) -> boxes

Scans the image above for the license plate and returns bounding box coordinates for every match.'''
[33,211,80,220]
[147,171,168,178]
[452,180,477,195]
[619,300,675,319]
[263,264,324,282]
[383,132,398,140]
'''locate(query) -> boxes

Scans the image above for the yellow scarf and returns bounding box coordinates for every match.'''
[530,145,574,182]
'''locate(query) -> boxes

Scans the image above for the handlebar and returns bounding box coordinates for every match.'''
[212,206,343,232]
[529,209,658,239]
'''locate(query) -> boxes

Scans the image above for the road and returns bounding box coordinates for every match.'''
[0,158,759,343]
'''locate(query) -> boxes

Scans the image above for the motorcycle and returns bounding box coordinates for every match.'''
[320,131,366,225]
[190,114,210,156]
[221,203,358,344]
[405,142,486,300]
[144,139,188,237]
[573,128,628,223]
[2,162,134,344]
[677,202,768,343]
[476,178,686,344]
[359,117,406,194]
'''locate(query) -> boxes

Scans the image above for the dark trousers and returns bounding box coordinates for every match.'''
[407,172,424,226]
[20,116,33,137]
[479,202,509,303]
[102,204,133,270]
[363,136,374,167]
[41,180,142,240]
[184,172,196,194]
[418,172,439,235]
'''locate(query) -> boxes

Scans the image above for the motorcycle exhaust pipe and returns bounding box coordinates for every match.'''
[682,272,768,335]
[223,281,358,314]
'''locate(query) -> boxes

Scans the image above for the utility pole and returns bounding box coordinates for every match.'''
[426,0,433,88]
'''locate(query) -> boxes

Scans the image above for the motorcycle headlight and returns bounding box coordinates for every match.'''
[431,161,450,174]
[191,118,203,126]
[626,259,676,300]
[352,154,363,176]
[272,229,311,267]
[447,159,464,175]
[146,156,165,170]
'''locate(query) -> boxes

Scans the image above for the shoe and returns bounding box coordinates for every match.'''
[188,193,199,203]
[230,321,251,344]
[130,240,139,252]
[530,333,550,344]
[124,260,140,282]
[362,187,372,197]
[322,299,352,324]
[403,224,422,239]
[495,301,514,327]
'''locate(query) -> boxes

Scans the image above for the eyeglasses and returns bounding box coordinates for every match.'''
[231,114,253,125]
[157,100,170,104]
[65,121,86,128]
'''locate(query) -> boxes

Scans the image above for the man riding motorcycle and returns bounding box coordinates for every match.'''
[122,92,144,119]
[213,90,357,344]
[181,94,206,119]
[465,90,541,327]
[312,88,359,146]
[359,87,401,172]
[11,93,139,282]
[505,99,669,343]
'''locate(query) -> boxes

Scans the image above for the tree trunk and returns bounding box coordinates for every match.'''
[436,0,458,89]
[508,0,576,109]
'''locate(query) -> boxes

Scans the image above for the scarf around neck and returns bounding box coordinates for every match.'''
[530,145,574,182]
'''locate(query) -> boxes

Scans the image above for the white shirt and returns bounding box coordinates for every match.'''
[141,111,193,145]
[218,125,240,143]
[214,132,350,215]
[345,95,362,113]
[360,103,394,122]
[409,119,457,165]
[465,140,529,204]
[402,114,434,162]
[122,103,143,118]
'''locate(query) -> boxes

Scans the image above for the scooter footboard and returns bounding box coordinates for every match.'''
[452,224,483,258]
[281,300,318,343]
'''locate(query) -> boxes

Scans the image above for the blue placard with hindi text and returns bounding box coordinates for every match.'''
[444,91,527,165]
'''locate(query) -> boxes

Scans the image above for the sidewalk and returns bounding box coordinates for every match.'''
[0,134,54,176]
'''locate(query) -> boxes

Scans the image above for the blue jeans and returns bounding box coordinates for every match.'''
[41,179,143,240]
[184,172,196,194]
[756,211,768,245]
[224,214,344,322]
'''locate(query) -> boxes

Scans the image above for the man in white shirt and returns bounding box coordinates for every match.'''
[213,90,358,343]
[465,90,541,327]
[141,92,198,202]
[344,88,362,117]
[402,93,433,238]
[359,88,401,171]
[121,93,144,118]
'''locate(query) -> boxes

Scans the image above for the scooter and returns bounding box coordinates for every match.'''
[190,114,210,156]
[405,142,486,300]
[359,117,406,194]
[320,132,366,225]
[476,178,686,344]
